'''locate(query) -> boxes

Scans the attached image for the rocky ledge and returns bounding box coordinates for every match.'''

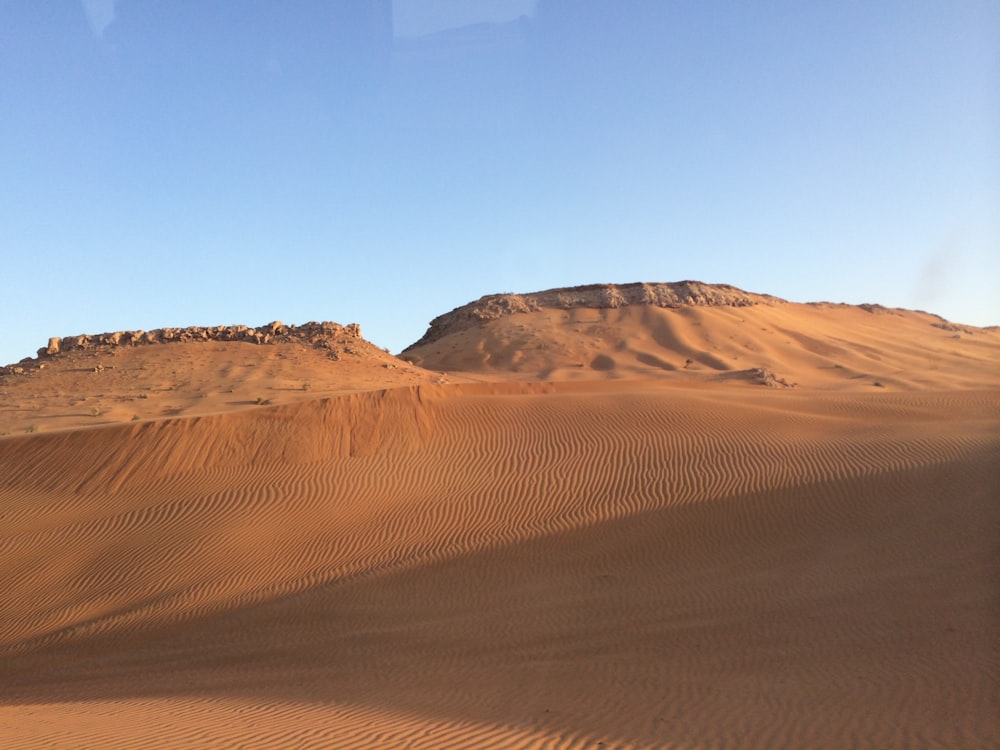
[2,321,363,376]
[405,281,783,350]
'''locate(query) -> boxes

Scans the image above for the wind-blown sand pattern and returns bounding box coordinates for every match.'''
[2,284,999,748]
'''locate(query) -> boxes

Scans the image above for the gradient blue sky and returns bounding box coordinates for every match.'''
[2,1,997,363]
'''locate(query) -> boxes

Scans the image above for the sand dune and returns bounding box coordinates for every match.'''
[402,283,1000,390]
[2,382,998,747]
[2,289,999,747]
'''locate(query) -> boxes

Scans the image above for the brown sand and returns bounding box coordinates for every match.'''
[402,296,1000,390]
[0,337,462,437]
[2,298,999,748]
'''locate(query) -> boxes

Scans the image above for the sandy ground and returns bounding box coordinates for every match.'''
[0,337,465,438]
[2,303,999,748]
[403,300,1000,390]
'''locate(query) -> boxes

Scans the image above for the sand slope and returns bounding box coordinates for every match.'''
[0,336,458,437]
[2,381,998,748]
[402,286,1000,390]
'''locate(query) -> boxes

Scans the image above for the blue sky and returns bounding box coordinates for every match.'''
[1,1,997,363]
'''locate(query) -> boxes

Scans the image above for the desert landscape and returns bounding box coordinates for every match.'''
[1,281,998,749]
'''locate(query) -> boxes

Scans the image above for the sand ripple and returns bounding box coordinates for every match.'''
[2,384,998,748]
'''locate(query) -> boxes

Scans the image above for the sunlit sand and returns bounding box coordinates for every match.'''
[2,284,998,748]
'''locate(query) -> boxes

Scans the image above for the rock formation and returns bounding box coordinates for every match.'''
[405,281,783,350]
[2,321,364,376]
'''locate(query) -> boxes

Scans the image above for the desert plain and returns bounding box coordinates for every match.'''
[1,282,998,749]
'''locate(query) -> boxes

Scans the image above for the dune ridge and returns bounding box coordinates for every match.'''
[2,381,998,748]
[2,283,999,748]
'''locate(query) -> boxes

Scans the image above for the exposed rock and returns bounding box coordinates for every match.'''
[16,321,366,369]
[751,368,795,388]
[405,281,784,351]
[717,367,796,388]
[932,322,975,335]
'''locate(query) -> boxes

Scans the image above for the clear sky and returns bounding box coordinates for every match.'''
[1,1,997,364]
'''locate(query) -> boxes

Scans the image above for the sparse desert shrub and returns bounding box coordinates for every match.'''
[131,414,141,421]
[873,381,885,388]
[255,396,271,405]
[90,407,101,416]
[302,382,312,391]
[24,425,37,434]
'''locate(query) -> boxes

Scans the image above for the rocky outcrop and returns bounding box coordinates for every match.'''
[716,367,797,388]
[2,321,364,376]
[37,321,362,356]
[405,281,783,350]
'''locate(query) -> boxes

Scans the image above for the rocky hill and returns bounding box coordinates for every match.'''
[2,321,364,377]
[404,281,782,350]
[400,281,1000,389]
[0,320,450,435]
